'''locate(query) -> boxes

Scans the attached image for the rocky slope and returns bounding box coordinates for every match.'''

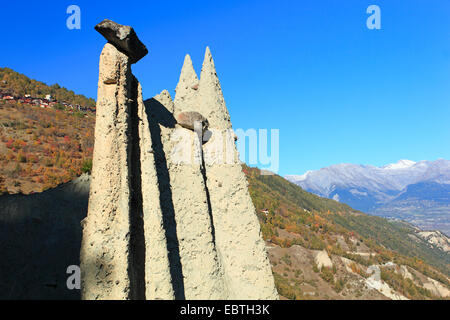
[416,230,450,253]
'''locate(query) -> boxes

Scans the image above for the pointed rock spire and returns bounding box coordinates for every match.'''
[197,47,279,299]
[174,54,200,114]
[198,47,231,129]
[154,89,175,114]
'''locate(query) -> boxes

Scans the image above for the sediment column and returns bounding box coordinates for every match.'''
[136,83,175,300]
[80,43,135,300]
[148,59,228,298]
[197,47,279,299]
[80,20,154,300]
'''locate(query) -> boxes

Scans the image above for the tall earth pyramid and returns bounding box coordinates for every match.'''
[80,41,143,300]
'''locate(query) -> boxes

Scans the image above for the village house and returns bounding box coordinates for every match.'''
[2,95,15,101]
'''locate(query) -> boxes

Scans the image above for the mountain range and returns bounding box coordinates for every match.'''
[286,159,450,235]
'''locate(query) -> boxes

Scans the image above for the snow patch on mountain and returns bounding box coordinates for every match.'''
[382,160,416,170]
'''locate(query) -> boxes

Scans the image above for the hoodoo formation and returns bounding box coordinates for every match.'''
[80,19,278,300]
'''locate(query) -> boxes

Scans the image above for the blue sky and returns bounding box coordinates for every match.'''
[1,1,449,176]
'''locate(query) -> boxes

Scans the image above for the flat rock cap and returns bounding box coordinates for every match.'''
[95,19,148,64]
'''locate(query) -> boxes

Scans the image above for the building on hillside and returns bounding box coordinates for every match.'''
[40,101,49,108]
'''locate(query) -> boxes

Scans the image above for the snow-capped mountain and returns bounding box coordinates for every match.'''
[286,159,450,235]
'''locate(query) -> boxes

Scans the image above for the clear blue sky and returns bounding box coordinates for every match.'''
[1,1,449,176]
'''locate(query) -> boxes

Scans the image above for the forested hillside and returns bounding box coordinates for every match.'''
[0,99,94,194]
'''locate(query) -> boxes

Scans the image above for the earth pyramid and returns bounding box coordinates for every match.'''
[80,19,278,300]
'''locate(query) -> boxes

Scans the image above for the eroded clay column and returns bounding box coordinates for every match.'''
[136,84,175,300]
[197,47,279,299]
[149,56,227,298]
[80,20,149,300]
[80,42,135,300]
